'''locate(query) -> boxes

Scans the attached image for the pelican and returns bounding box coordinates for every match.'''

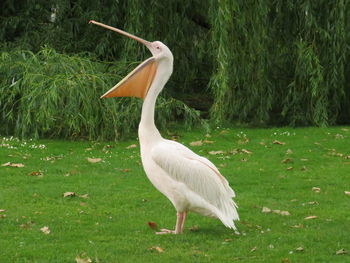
[89,20,239,234]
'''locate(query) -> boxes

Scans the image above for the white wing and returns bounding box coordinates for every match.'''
[151,139,239,226]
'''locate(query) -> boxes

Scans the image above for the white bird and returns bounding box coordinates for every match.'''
[90,20,239,234]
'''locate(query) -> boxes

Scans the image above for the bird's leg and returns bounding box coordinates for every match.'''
[180,211,187,232]
[156,211,186,235]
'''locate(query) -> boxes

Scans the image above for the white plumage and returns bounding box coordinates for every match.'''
[90,20,239,234]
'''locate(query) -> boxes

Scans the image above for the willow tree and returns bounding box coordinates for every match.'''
[0,0,349,139]
[209,0,349,126]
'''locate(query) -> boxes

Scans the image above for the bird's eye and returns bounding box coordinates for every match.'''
[156,46,160,50]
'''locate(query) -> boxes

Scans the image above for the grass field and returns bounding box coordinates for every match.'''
[0,127,349,262]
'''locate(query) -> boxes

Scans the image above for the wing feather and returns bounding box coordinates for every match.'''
[151,140,235,208]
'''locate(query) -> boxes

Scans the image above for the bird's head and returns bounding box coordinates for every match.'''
[89,20,173,99]
[147,41,173,62]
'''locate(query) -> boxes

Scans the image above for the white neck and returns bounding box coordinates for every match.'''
[138,58,173,142]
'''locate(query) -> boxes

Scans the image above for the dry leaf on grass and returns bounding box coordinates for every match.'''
[147,221,158,230]
[286,149,293,154]
[287,167,293,171]
[1,162,25,168]
[280,211,291,216]
[291,224,304,228]
[0,209,6,213]
[282,158,293,164]
[148,246,164,253]
[345,191,350,196]
[250,247,257,252]
[262,207,290,216]
[28,171,43,177]
[40,226,50,234]
[79,194,89,199]
[126,144,137,149]
[304,215,318,220]
[336,248,347,255]
[273,140,285,145]
[75,255,92,263]
[241,149,252,154]
[312,187,321,193]
[63,192,76,197]
[262,207,271,213]
[190,140,203,146]
[87,157,102,163]
[295,247,304,252]
[208,150,225,155]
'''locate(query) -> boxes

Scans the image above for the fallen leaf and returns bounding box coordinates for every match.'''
[224,238,233,242]
[345,191,350,196]
[208,150,225,155]
[280,211,291,216]
[0,214,6,219]
[126,144,137,149]
[300,166,307,171]
[241,149,252,154]
[312,187,321,193]
[304,215,317,220]
[336,248,347,255]
[79,194,89,199]
[147,221,158,230]
[287,166,293,171]
[63,192,76,198]
[307,201,319,205]
[0,209,6,213]
[295,247,304,252]
[262,207,271,213]
[28,171,43,176]
[273,140,285,145]
[148,246,164,253]
[291,224,304,228]
[1,162,24,167]
[75,255,92,263]
[281,258,291,263]
[281,158,293,164]
[40,226,50,234]
[250,246,257,252]
[286,149,293,154]
[87,157,102,163]
[300,158,309,161]
[190,140,203,146]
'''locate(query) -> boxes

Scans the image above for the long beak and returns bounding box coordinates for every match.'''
[89,20,152,49]
[89,20,157,99]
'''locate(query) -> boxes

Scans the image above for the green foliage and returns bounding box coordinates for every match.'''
[0,0,350,139]
[209,0,349,126]
[0,47,202,140]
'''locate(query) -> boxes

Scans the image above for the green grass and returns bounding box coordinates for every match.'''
[0,127,349,262]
